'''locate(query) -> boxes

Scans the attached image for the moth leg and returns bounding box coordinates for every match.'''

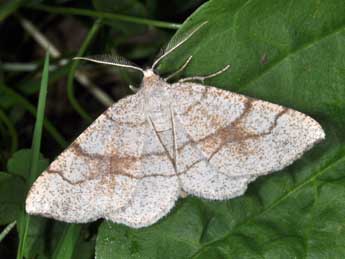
[179,190,188,198]
[178,64,230,83]
[129,84,139,93]
[164,56,193,81]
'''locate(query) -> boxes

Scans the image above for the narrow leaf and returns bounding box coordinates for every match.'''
[17,51,50,259]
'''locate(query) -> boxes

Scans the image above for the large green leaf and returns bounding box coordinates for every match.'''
[96,0,345,258]
[7,149,49,179]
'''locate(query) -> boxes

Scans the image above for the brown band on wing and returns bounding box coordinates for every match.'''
[71,142,104,160]
[179,85,209,116]
[207,107,289,161]
[46,169,98,185]
[47,167,180,183]
[68,101,287,172]
[52,100,288,184]
[261,108,289,136]
[103,111,147,127]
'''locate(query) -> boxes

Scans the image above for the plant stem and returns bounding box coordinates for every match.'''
[67,19,102,123]
[28,4,181,30]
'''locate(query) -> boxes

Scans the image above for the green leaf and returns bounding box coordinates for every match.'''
[7,149,49,179]
[0,149,49,257]
[0,149,48,225]
[96,0,345,258]
[96,199,206,259]
[71,225,96,259]
[0,173,25,225]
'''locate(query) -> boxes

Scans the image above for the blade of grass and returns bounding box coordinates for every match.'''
[0,109,18,153]
[17,52,50,259]
[0,221,16,243]
[0,82,67,148]
[28,4,181,30]
[52,224,82,259]
[28,53,49,185]
[67,18,102,123]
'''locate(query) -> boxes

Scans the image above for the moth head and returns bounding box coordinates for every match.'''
[143,69,155,78]
[73,21,209,92]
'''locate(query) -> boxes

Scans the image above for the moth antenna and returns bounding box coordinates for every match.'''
[178,64,230,83]
[164,56,193,81]
[151,21,208,70]
[74,54,145,75]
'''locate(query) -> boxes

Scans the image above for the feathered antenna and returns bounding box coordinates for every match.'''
[151,21,208,70]
[73,54,145,75]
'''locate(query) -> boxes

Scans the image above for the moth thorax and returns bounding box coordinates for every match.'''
[144,78,170,107]
[143,85,172,131]
[142,71,166,90]
[149,110,172,131]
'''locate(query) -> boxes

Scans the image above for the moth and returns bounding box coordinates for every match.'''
[26,22,325,228]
